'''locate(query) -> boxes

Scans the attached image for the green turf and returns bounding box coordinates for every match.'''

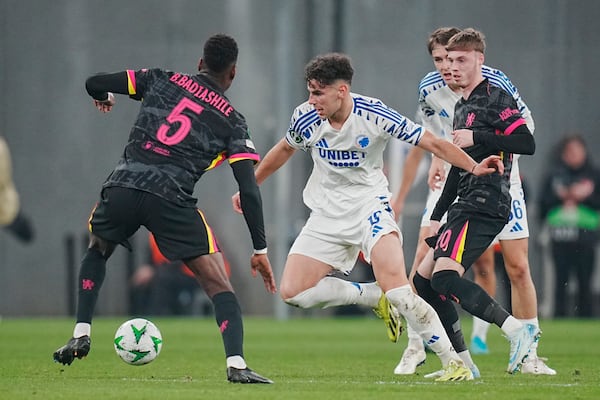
[0,316,598,399]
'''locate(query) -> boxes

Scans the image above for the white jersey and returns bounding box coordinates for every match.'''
[286,93,424,219]
[418,65,535,185]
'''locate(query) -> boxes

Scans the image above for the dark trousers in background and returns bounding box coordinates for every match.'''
[551,241,596,318]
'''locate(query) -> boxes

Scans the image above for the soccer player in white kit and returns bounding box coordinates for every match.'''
[391,27,555,376]
[233,53,503,381]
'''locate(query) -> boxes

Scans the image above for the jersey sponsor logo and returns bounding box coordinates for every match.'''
[142,141,171,156]
[315,138,365,167]
[439,109,450,118]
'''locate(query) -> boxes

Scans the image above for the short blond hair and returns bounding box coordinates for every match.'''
[446,28,486,53]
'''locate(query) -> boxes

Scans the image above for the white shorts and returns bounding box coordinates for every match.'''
[420,186,444,227]
[496,182,529,240]
[420,161,451,227]
[289,195,401,274]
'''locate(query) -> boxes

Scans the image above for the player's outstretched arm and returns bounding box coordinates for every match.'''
[231,159,277,293]
[254,138,296,185]
[452,126,535,155]
[92,93,115,113]
[417,130,502,176]
[85,71,132,113]
[473,155,504,176]
[232,138,296,214]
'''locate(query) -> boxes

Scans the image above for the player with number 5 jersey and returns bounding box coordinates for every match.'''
[101,68,256,207]
[52,34,276,384]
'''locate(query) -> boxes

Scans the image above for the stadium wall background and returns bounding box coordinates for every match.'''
[0,0,598,317]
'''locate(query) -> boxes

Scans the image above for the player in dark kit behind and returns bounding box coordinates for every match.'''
[52,34,277,384]
[410,29,540,375]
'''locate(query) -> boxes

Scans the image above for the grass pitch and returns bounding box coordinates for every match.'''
[0,316,598,399]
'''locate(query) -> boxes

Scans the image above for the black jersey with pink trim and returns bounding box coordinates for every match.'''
[103,68,259,207]
[451,79,528,218]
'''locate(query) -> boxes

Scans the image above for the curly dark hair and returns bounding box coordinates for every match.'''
[304,53,354,86]
[203,34,238,73]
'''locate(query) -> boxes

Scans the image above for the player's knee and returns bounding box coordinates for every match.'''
[281,291,306,308]
[412,272,430,297]
[505,259,531,283]
[88,235,117,259]
[430,270,461,299]
[279,281,301,305]
[282,285,322,309]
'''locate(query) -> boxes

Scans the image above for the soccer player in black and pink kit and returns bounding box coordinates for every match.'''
[411,28,540,375]
[52,34,276,384]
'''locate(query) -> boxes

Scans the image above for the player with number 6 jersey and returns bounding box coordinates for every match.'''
[392,27,555,377]
[52,34,276,384]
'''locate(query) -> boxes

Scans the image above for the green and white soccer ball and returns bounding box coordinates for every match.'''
[114,318,163,365]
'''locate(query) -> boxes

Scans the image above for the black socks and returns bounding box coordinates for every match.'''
[413,272,467,353]
[212,291,244,358]
[431,269,510,327]
[76,248,107,323]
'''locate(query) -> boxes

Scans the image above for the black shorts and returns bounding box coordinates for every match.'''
[431,203,506,270]
[89,186,219,261]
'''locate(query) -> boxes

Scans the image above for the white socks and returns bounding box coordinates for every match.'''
[285,277,381,309]
[471,316,490,341]
[458,350,476,370]
[386,285,459,367]
[500,316,523,336]
[73,322,91,338]
[405,322,425,350]
[227,355,247,369]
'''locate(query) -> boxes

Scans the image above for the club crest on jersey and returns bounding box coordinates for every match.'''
[465,112,476,127]
[355,135,370,149]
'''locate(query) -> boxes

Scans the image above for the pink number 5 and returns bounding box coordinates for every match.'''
[157,98,204,145]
